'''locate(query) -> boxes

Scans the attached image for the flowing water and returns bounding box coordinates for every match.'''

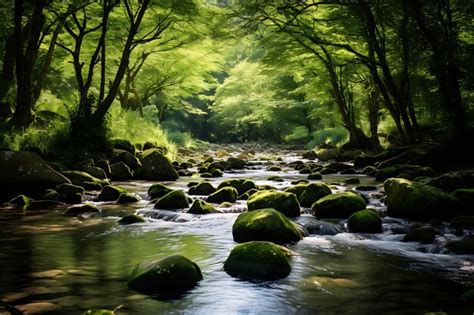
[0,152,473,314]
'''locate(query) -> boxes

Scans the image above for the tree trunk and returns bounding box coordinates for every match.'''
[0,34,16,103]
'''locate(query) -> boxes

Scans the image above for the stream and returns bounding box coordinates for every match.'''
[0,150,473,314]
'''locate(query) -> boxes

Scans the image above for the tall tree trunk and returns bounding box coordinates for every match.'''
[10,0,46,128]
[0,34,16,102]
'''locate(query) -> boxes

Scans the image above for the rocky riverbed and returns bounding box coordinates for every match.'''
[0,142,473,314]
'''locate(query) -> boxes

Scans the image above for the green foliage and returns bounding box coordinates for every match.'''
[307,127,349,149]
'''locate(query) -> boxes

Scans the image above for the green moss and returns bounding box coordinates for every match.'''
[299,182,332,207]
[9,195,31,210]
[40,189,59,201]
[248,190,300,217]
[284,184,308,200]
[117,193,141,204]
[147,183,173,199]
[188,199,218,214]
[118,214,146,224]
[347,210,382,233]
[224,241,291,280]
[188,182,216,195]
[384,178,457,220]
[217,179,257,195]
[312,191,366,219]
[127,255,202,295]
[83,309,115,315]
[233,208,304,244]
[154,190,189,210]
[207,187,238,203]
[62,170,109,189]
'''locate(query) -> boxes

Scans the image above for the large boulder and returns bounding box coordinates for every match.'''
[347,210,382,233]
[135,149,178,181]
[154,190,189,210]
[62,171,108,190]
[187,199,218,214]
[299,183,332,207]
[424,170,474,192]
[111,151,141,170]
[375,164,434,181]
[217,179,257,195]
[109,162,133,181]
[127,255,202,295]
[384,178,457,220]
[188,182,216,196]
[248,190,300,218]
[0,151,70,201]
[112,139,135,154]
[232,208,304,244]
[312,192,366,219]
[55,183,85,204]
[148,183,173,199]
[207,187,238,203]
[83,166,108,180]
[224,241,291,280]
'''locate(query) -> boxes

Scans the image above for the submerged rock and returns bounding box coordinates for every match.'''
[65,203,100,216]
[154,190,189,210]
[247,190,300,217]
[312,191,366,219]
[232,208,304,244]
[347,210,382,233]
[224,241,291,280]
[402,225,436,244]
[118,214,146,224]
[384,178,457,221]
[127,255,202,295]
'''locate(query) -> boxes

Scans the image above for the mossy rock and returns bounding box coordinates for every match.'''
[348,210,382,233]
[127,255,202,295]
[219,201,233,208]
[224,241,291,281]
[312,191,366,219]
[109,162,134,180]
[247,190,300,218]
[284,184,308,200]
[56,183,85,197]
[291,179,309,185]
[227,157,247,169]
[307,173,322,180]
[40,189,59,201]
[9,195,31,210]
[299,168,312,174]
[384,178,457,220]
[97,185,126,202]
[62,171,109,189]
[188,199,218,214]
[445,238,474,255]
[119,214,146,224]
[187,182,199,188]
[207,187,238,203]
[83,310,115,315]
[111,150,141,170]
[233,208,304,244]
[95,159,111,176]
[65,203,100,216]
[267,166,282,171]
[135,149,179,181]
[268,176,284,182]
[200,172,213,178]
[402,226,436,244]
[84,166,108,180]
[424,170,474,192]
[355,185,378,191]
[154,190,189,210]
[217,179,257,195]
[320,167,337,175]
[117,193,141,204]
[299,182,332,207]
[211,168,224,177]
[188,182,216,195]
[258,185,277,191]
[148,183,173,199]
[112,139,135,154]
[376,164,434,181]
[343,178,360,185]
[450,216,474,230]
[238,189,259,201]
